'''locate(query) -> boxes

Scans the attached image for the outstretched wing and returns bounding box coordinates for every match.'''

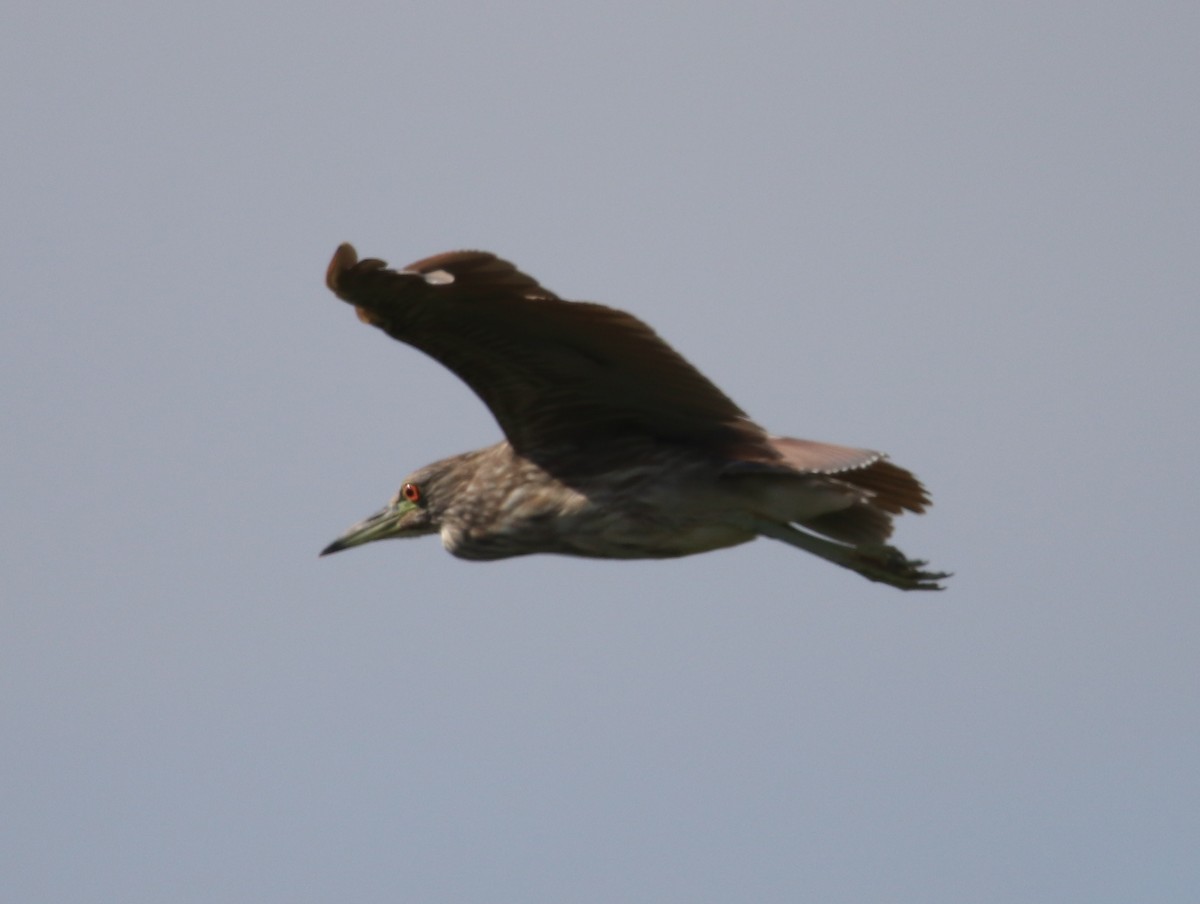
[326,244,770,458]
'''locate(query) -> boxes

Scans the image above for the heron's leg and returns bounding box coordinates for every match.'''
[752,519,948,591]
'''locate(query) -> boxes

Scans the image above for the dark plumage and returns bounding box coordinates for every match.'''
[320,244,948,590]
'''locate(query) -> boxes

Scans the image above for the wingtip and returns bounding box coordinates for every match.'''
[326,243,359,293]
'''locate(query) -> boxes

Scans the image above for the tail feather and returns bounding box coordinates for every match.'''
[833,459,930,514]
[768,436,931,514]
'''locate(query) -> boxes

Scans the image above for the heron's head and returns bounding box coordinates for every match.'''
[319,461,457,556]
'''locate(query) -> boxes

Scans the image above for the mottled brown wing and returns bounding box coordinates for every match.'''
[326,244,769,457]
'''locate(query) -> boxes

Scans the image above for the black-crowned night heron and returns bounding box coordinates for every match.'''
[320,244,948,590]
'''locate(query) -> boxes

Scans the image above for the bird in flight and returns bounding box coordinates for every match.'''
[320,244,948,590]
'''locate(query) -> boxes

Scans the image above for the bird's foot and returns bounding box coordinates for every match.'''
[850,545,951,591]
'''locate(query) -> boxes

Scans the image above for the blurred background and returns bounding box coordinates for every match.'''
[3,2,1196,901]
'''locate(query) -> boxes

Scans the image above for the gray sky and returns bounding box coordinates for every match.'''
[3,2,1197,901]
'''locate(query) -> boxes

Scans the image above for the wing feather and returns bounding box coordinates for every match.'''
[326,244,936,517]
[327,244,768,458]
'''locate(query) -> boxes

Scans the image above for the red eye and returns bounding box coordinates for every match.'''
[402,482,422,504]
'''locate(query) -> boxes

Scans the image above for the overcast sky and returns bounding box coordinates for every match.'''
[3,2,1197,902]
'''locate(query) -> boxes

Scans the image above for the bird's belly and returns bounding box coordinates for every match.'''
[558,520,754,559]
[443,489,754,561]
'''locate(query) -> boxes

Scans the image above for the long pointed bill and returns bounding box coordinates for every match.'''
[320,502,416,556]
